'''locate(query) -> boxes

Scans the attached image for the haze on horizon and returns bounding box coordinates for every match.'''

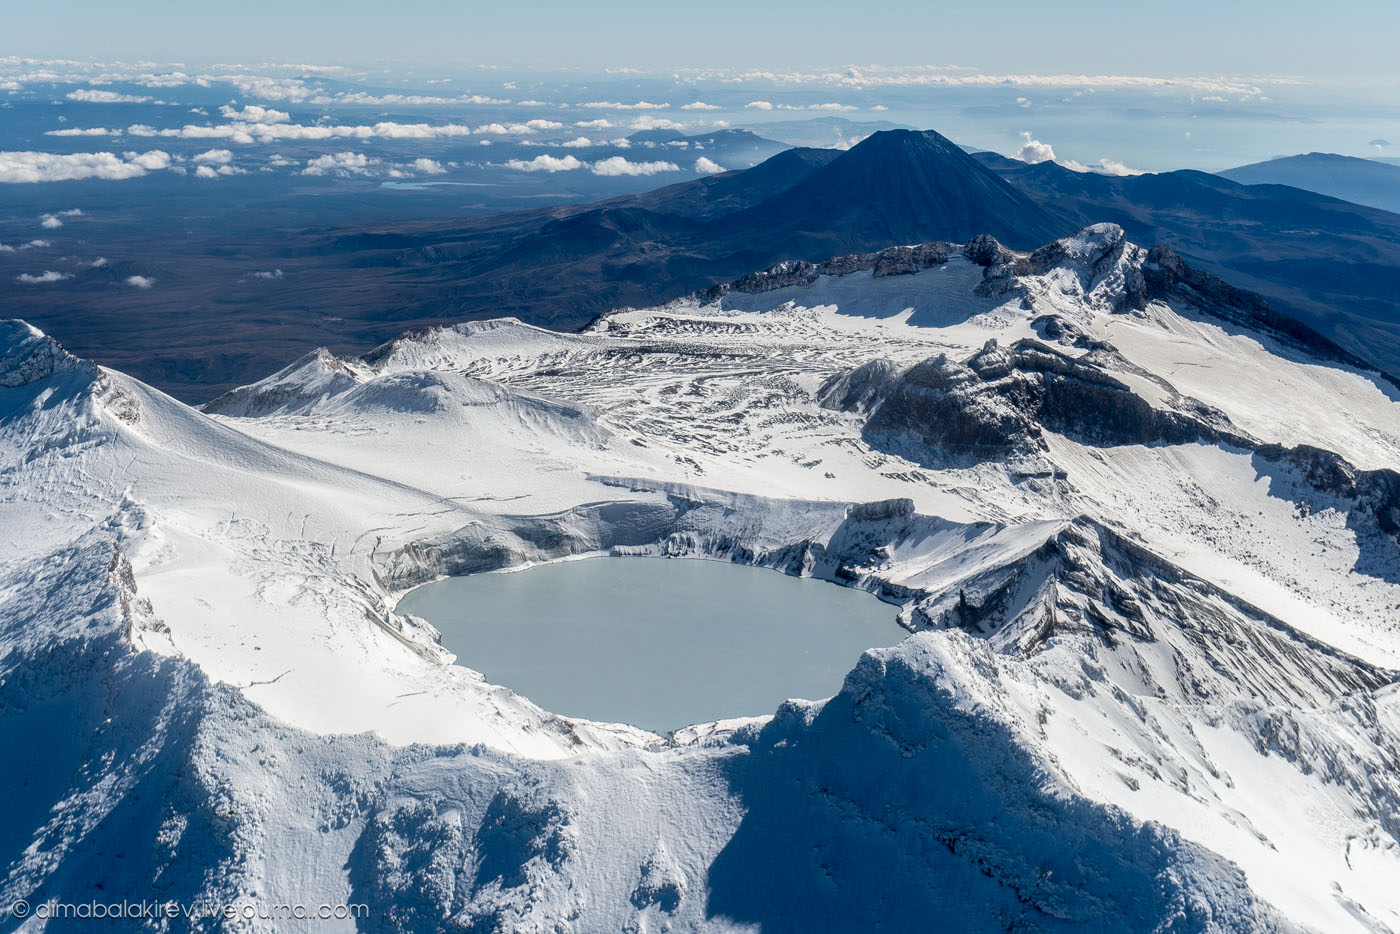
[7,0,1400,82]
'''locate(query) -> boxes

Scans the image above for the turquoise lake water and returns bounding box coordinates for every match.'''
[396,557,906,733]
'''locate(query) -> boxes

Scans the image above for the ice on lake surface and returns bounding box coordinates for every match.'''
[396,557,907,733]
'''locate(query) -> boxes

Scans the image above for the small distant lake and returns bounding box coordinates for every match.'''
[396,557,907,733]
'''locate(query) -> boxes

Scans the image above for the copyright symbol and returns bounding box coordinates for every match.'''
[11,899,30,918]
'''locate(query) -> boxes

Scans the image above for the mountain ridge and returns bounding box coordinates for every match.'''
[11,128,1400,402]
[972,149,1400,378]
[1219,151,1400,214]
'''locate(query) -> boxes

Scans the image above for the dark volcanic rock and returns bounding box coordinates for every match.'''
[816,359,901,415]
[836,338,1248,460]
[718,130,1066,255]
[701,241,956,302]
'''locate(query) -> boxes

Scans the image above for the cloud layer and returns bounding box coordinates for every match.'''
[502,154,682,176]
[66,89,153,104]
[590,156,679,176]
[0,150,172,183]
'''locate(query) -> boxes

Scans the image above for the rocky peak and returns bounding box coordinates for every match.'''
[0,319,95,389]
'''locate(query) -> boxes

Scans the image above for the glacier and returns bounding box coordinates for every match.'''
[1,224,1398,931]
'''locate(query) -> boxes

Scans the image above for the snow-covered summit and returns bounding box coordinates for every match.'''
[3,225,1400,931]
[0,319,95,390]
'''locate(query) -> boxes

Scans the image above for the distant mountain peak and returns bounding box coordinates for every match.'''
[723,127,1068,251]
[1219,151,1400,215]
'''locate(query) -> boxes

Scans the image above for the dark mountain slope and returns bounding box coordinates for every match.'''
[714,131,1065,254]
[15,128,1400,399]
[1220,153,1400,215]
[624,147,842,220]
[9,132,1082,399]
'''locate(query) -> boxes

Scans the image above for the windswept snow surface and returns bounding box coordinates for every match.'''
[2,226,1400,931]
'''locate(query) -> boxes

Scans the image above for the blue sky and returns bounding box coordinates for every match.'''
[7,0,1400,79]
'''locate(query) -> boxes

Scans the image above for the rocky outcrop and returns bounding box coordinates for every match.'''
[202,347,365,417]
[1255,443,1400,545]
[0,320,95,389]
[698,241,956,302]
[830,338,1248,460]
[815,359,900,415]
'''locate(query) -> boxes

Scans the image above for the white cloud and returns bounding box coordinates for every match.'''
[0,243,13,253]
[628,116,688,131]
[369,122,470,138]
[1062,156,1146,177]
[524,118,563,130]
[302,152,372,176]
[694,156,725,175]
[89,256,107,267]
[16,270,72,284]
[325,91,507,106]
[745,100,774,110]
[125,274,155,288]
[409,157,446,175]
[681,101,720,111]
[574,118,613,129]
[50,118,484,144]
[21,239,51,249]
[37,210,80,229]
[559,136,593,148]
[248,268,284,280]
[472,122,546,136]
[192,148,233,164]
[684,65,1276,98]
[66,88,151,104]
[1093,158,1145,176]
[580,100,669,110]
[195,165,219,179]
[590,156,679,177]
[1016,96,1031,108]
[218,103,290,124]
[1009,130,1146,176]
[221,75,315,102]
[0,150,171,183]
[504,154,583,173]
[127,149,172,170]
[1016,131,1056,164]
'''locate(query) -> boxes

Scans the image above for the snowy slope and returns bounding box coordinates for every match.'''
[2,226,1399,932]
